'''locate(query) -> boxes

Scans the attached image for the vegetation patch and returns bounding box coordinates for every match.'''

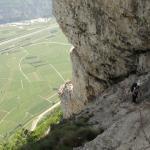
[19,115,102,150]
[0,107,62,150]
[0,107,103,150]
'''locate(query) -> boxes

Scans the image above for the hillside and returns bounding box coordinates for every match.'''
[0,19,71,140]
[54,0,150,149]
[0,0,52,24]
[0,0,150,150]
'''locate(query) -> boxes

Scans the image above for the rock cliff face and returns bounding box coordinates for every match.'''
[55,0,150,118]
[73,74,150,150]
[54,0,150,149]
[0,0,52,24]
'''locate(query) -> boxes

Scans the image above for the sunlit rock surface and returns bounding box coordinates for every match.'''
[54,0,150,118]
[54,0,150,149]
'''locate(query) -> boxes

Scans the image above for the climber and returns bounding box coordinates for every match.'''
[130,81,141,103]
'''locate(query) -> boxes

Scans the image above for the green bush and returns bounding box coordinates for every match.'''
[19,116,102,150]
[0,108,102,150]
[0,107,62,150]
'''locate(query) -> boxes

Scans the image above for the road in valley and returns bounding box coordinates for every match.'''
[0,24,58,47]
[30,101,61,131]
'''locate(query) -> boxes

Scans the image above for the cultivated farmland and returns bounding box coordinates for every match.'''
[0,19,71,139]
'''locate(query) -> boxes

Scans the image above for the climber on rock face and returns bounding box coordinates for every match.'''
[131,81,141,103]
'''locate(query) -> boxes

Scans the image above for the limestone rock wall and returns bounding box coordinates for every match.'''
[74,74,150,150]
[54,0,150,118]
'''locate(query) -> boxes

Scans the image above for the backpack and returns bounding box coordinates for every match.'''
[131,83,138,92]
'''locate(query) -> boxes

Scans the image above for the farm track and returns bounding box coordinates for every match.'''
[0,107,17,125]
[19,48,31,82]
[39,93,58,103]
[29,41,72,47]
[0,60,15,105]
[49,64,66,82]
[21,80,24,89]
[30,101,60,131]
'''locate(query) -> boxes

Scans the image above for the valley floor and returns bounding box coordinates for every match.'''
[0,18,71,140]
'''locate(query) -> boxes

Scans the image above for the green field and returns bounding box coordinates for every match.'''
[0,19,71,138]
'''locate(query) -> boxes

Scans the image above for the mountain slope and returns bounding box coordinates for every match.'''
[0,0,150,150]
[0,0,52,24]
[53,0,150,149]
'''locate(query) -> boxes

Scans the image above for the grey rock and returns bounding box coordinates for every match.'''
[74,74,150,150]
[54,0,150,118]
[54,0,150,149]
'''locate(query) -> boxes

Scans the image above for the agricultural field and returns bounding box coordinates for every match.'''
[0,18,72,139]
